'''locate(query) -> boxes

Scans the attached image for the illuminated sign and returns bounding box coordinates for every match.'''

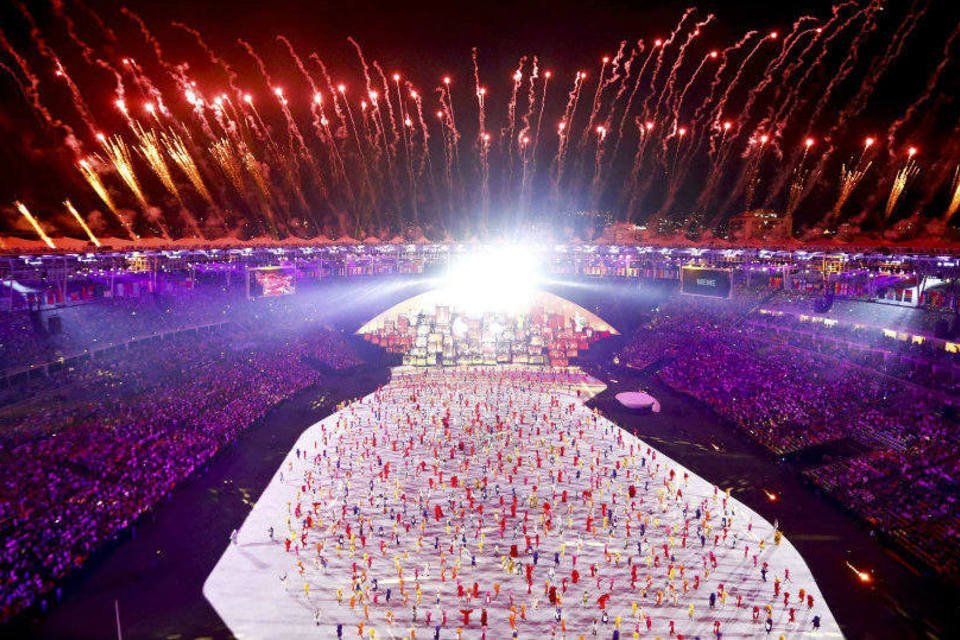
[681,266,732,298]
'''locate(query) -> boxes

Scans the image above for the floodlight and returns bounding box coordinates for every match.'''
[439,246,541,312]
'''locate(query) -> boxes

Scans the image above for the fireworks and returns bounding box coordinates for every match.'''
[946,165,960,222]
[134,124,182,204]
[78,156,138,240]
[64,199,101,246]
[210,138,247,196]
[885,150,919,219]
[99,134,150,212]
[0,2,956,244]
[833,162,872,219]
[14,201,56,249]
[163,132,216,206]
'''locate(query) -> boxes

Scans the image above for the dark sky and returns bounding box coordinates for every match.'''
[0,0,956,238]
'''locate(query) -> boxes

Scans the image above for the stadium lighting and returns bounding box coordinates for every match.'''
[440,246,541,312]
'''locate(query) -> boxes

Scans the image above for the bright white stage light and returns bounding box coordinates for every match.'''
[440,246,541,312]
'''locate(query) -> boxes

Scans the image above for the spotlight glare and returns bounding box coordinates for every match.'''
[440,247,541,313]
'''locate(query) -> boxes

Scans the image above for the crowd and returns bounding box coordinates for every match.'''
[0,292,363,622]
[254,367,836,638]
[618,292,960,578]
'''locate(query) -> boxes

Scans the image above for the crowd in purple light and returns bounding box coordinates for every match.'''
[619,292,960,576]
[0,293,362,622]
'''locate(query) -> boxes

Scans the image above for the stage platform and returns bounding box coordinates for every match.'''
[205,367,841,638]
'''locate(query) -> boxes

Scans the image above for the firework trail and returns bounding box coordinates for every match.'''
[163,132,215,206]
[758,4,863,208]
[659,33,757,216]
[309,54,351,153]
[831,161,872,220]
[406,83,430,177]
[238,41,295,150]
[371,66,405,216]
[707,32,777,156]
[729,16,818,148]
[74,0,118,44]
[887,22,959,153]
[338,86,381,226]
[687,30,756,149]
[552,71,585,199]
[672,32,758,214]
[599,43,639,139]
[436,82,455,212]
[78,156,137,239]
[279,36,354,207]
[823,0,926,167]
[118,15,183,117]
[241,150,281,238]
[781,4,884,216]
[131,124,181,204]
[238,40,319,219]
[804,2,883,140]
[722,134,770,215]
[437,77,462,217]
[54,0,127,108]
[517,57,541,214]
[577,55,609,153]
[210,138,247,196]
[637,8,695,132]
[503,57,527,197]
[14,202,56,249]
[654,14,714,134]
[945,166,960,222]
[885,149,920,218]
[0,30,81,154]
[771,2,866,134]
[174,22,245,102]
[690,32,781,219]
[673,50,716,123]
[441,76,463,204]
[529,68,550,167]
[64,199,101,246]
[472,48,491,226]
[120,7,174,73]
[623,121,657,221]
[709,19,818,216]
[347,38,383,145]
[395,76,419,225]
[364,92,394,197]
[608,40,652,169]
[99,134,155,220]
[783,138,818,214]
[19,2,99,138]
[373,61,401,152]
[581,40,627,158]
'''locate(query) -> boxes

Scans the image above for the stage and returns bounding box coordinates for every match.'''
[205,367,841,638]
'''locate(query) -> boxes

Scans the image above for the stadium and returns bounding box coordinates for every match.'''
[1,1,959,639]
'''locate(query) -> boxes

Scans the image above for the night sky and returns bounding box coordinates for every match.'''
[0,0,957,241]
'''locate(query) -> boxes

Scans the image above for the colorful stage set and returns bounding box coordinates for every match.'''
[206,282,840,639]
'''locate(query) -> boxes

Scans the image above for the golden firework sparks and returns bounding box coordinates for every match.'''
[210,138,247,195]
[78,157,116,213]
[945,165,960,222]
[78,157,138,240]
[64,199,101,247]
[884,161,919,219]
[100,134,150,211]
[163,132,215,206]
[242,149,273,205]
[14,201,56,249]
[133,124,182,204]
[831,162,872,219]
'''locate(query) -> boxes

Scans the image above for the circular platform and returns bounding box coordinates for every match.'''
[615,390,660,412]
